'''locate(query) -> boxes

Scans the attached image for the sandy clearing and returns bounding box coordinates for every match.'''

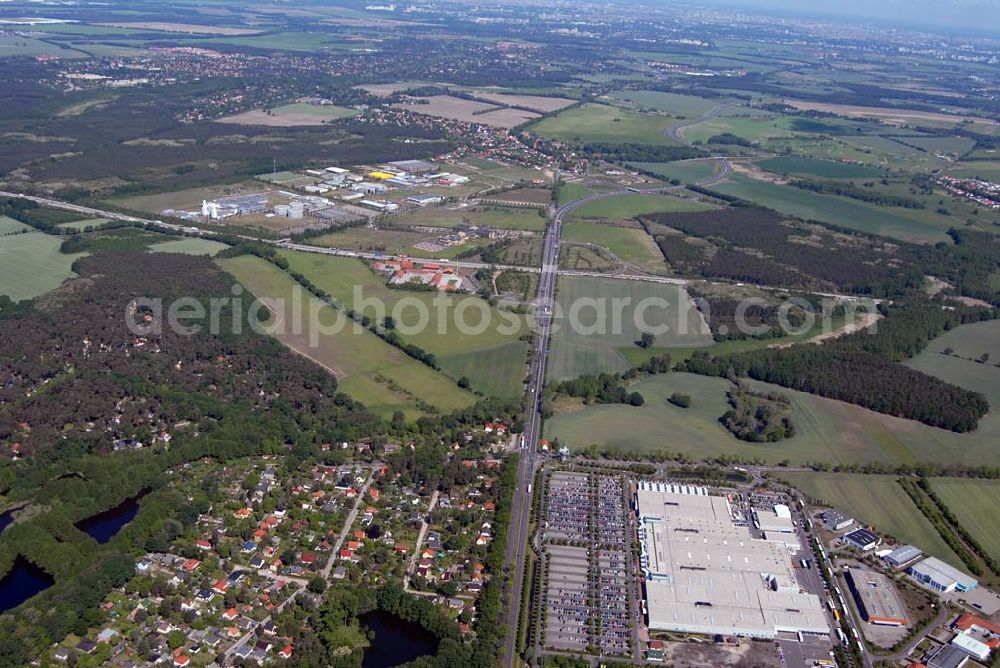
[770,311,882,349]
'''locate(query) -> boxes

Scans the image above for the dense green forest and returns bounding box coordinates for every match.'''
[643,208,1000,302]
[0,251,521,664]
[681,303,993,432]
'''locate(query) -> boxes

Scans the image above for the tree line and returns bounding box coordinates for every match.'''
[680,302,994,432]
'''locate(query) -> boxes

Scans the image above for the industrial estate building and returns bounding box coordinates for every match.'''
[843,528,880,552]
[907,556,978,593]
[636,482,828,639]
[821,509,854,532]
[883,545,923,570]
[843,568,909,626]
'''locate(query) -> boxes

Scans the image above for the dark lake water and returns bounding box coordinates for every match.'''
[74,490,147,544]
[0,506,18,536]
[0,556,54,614]
[360,609,438,668]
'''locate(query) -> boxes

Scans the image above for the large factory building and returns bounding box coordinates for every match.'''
[636,482,828,639]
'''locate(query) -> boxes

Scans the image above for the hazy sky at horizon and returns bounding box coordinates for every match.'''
[693,0,1000,35]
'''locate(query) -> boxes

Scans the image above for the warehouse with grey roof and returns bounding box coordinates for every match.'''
[636,482,828,639]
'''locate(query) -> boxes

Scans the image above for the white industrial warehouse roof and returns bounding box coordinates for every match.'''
[637,486,828,639]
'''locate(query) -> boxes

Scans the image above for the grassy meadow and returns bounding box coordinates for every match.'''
[755,156,884,179]
[928,478,1000,564]
[559,221,664,273]
[712,174,961,243]
[630,160,721,184]
[280,250,530,397]
[0,219,86,302]
[148,238,229,256]
[566,193,712,219]
[605,90,720,116]
[776,472,964,566]
[548,276,711,380]
[529,103,677,144]
[547,319,1000,468]
[218,254,476,418]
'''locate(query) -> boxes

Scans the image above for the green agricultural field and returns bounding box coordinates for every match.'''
[196,31,368,53]
[0,34,86,58]
[280,250,530,397]
[437,340,530,398]
[548,276,712,380]
[630,160,721,184]
[840,135,930,161]
[148,238,229,256]
[897,136,977,156]
[547,320,1000,468]
[777,472,964,565]
[545,370,981,467]
[929,478,1000,564]
[0,224,86,302]
[756,157,884,179]
[606,90,719,116]
[530,103,676,144]
[218,255,476,418]
[560,221,664,273]
[556,181,598,205]
[0,216,31,235]
[567,193,712,219]
[948,162,1000,182]
[463,156,504,171]
[712,174,956,243]
[617,308,858,367]
[680,116,799,144]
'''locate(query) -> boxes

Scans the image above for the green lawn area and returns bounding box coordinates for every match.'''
[148,238,229,256]
[929,478,1000,564]
[630,160,721,184]
[217,255,476,418]
[0,223,86,301]
[560,221,664,273]
[567,193,712,219]
[777,472,965,566]
[548,276,712,381]
[279,250,530,397]
[756,156,884,179]
[530,103,677,144]
[606,90,719,116]
[712,174,957,243]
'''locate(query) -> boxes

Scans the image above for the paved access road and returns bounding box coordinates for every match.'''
[500,201,562,668]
